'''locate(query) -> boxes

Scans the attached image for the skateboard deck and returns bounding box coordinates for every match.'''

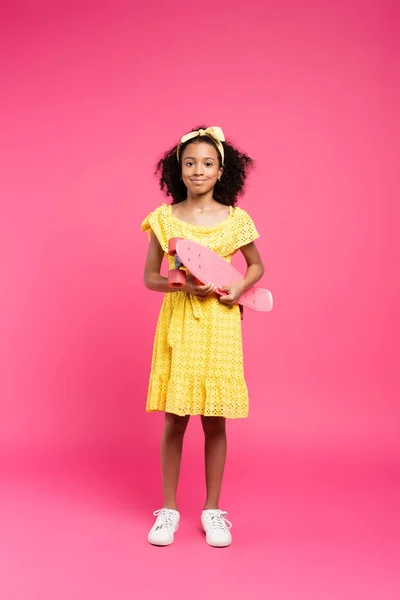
[170,238,273,312]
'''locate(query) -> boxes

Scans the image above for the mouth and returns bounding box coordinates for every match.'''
[190,179,207,183]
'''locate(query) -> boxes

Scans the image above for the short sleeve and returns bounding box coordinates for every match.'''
[230,208,260,253]
[141,205,170,253]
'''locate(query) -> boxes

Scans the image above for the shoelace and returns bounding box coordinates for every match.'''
[153,508,176,531]
[205,510,232,532]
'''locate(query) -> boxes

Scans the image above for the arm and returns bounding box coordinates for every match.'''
[219,241,264,305]
[239,241,265,290]
[144,232,216,296]
[143,231,174,293]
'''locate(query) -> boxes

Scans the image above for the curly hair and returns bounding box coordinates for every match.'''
[155,126,254,206]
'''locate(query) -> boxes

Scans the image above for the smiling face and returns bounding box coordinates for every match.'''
[181,141,223,196]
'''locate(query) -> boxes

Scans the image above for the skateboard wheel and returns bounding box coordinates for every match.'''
[168,269,186,288]
[168,237,184,256]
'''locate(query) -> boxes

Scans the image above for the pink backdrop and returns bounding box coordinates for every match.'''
[1,0,398,458]
[1,1,399,599]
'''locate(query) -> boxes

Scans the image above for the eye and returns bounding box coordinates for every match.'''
[205,162,214,167]
[185,161,194,167]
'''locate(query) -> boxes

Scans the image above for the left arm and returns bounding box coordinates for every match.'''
[219,241,264,306]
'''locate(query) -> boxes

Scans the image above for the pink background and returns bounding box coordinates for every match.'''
[1,1,399,599]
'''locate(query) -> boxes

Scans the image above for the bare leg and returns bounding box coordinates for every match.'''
[201,416,227,510]
[160,412,190,510]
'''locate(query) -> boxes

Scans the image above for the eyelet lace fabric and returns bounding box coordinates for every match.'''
[141,203,260,419]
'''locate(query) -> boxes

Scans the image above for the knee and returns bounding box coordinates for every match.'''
[164,413,190,437]
[201,416,226,437]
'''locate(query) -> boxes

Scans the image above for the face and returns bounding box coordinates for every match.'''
[181,142,223,195]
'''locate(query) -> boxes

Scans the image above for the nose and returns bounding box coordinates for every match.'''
[193,164,204,176]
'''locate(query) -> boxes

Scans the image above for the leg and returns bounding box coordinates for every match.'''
[201,416,227,510]
[160,412,190,509]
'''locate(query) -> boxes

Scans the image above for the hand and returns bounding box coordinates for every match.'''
[218,281,246,306]
[185,274,217,298]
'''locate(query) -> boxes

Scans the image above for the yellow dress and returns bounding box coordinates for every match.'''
[141,203,259,419]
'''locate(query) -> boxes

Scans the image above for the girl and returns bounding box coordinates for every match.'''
[142,126,264,547]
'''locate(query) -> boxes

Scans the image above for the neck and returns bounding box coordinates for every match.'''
[186,189,215,209]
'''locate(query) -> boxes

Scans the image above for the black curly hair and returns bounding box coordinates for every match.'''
[155,126,254,206]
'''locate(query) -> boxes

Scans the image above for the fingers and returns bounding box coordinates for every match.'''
[219,293,235,305]
[193,282,217,297]
[218,285,233,303]
[203,283,217,296]
[187,278,240,304]
[218,289,240,305]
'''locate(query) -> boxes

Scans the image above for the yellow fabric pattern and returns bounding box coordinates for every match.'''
[141,203,260,419]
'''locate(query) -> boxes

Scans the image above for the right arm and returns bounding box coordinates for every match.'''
[143,232,216,297]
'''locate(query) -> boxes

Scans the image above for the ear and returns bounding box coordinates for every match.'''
[218,165,224,180]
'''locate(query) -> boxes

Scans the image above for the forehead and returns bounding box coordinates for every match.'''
[181,141,219,160]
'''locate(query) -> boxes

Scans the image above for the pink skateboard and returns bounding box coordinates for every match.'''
[168,238,273,312]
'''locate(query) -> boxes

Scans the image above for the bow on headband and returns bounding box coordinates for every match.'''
[176,126,225,165]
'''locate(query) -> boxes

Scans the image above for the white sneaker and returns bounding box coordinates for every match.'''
[201,509,232,547]
[148,508,180,546]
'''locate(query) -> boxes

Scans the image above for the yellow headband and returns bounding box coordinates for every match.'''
[177,126,225,165]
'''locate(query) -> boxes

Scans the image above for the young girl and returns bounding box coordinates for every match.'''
[142,126,264,547]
